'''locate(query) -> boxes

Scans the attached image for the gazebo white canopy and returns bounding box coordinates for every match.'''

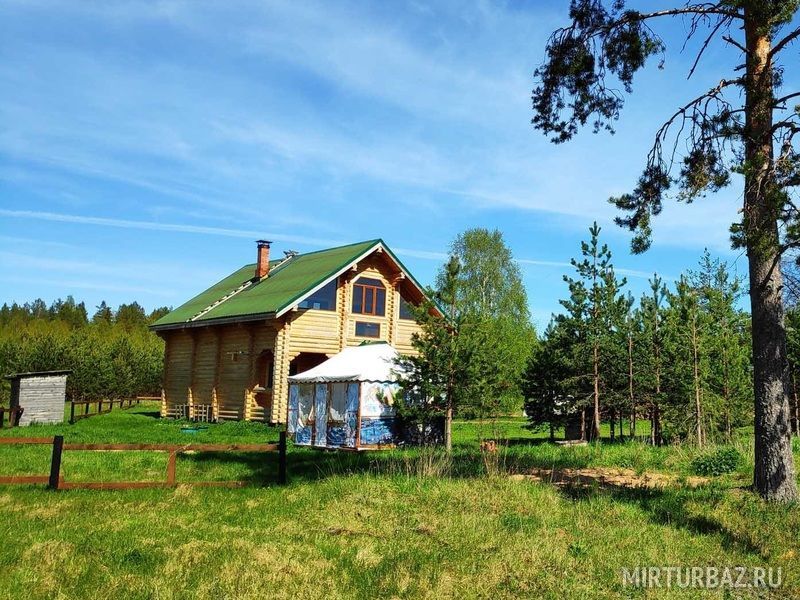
[287,342,404,384]
[287,343,404,449]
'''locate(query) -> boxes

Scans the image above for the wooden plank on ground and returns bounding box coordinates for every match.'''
[60,481,174,490]
[62,443,279,452]
[0,475,51,484]
[0,437,54,445]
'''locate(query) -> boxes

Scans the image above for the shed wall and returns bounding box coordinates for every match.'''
[11,375,68,425]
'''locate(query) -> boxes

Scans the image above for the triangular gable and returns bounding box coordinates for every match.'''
[274,240,433,317]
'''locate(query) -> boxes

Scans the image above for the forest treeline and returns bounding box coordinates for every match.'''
[0,298,169,404]
[524,223,800,446]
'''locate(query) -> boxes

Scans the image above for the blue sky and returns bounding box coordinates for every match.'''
[1,0,772,329]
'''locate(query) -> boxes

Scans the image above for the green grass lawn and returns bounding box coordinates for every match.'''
[0,403,798,599]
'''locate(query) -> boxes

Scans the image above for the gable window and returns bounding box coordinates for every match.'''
[355,321,380,338]
[398,296,415,320]
[298,280,337,310]
[352,277,386,316]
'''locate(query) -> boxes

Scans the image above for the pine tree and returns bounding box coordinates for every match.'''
[690,251,751,441]
[639,275,668,445]
[398,257,478,451]
[531,0,800,501]
[523,319,570,441]
[92,301,113,325]
[560,222,627,440]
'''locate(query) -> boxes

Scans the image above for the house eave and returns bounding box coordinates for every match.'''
[148,311,278,332]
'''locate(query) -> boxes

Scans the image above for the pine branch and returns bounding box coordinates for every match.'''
[769,26,800,59]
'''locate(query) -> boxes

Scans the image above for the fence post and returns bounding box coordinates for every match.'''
[166,451,177,486]
[278,430,287,485]
[70,401,75,424]
[49,435,64,490]
[0,407,4,429]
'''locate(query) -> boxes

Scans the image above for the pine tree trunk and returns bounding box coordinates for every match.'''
[723,342,731,442]
[745,12,798,502]
[580,408,586,441]
[610,408,615,441]
[793,372,800,436]
[592,341,601,440]
[692,312,703,448]
[652,313,662,446]
[628,331,634,439]
[445,405,452,452]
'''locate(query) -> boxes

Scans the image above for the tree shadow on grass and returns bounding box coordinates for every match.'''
[556,483,765,558]
[180,446,380,486]
[500,437,555,447]
[133,410,162,420]
[178,443,765,560]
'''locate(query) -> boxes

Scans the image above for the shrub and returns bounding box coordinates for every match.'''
[691,446,742,476]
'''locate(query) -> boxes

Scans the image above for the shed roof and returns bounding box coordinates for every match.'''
[151,239,429,330]
[4,370,72,380]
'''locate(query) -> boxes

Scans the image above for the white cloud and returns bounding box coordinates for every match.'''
[0,0,746,256]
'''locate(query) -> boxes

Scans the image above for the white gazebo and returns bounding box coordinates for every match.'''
[286,343,404,449]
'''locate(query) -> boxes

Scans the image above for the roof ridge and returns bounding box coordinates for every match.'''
[288,238,381,260]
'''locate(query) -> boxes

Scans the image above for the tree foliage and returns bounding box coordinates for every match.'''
[0,299,168,404]
[438,228,536,414]
[525,246,753,446]
[532,0,799,500]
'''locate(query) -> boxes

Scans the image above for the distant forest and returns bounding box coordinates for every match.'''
[0,298,169,404]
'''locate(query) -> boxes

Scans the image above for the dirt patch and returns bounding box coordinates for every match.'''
[510,467,708,490]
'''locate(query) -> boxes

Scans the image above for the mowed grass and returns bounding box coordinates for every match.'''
[0,403,798,599]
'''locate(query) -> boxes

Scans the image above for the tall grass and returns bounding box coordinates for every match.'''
[0,408,798,598]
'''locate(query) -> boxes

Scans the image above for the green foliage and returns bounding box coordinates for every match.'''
[659,252,751,445]
[528,242,754,446]
[0,298,167,403]
[533,1,800,254]
[691,446,742,476]
[438,229,536,415]
[532,1,665,144]
[550,222,628,439]
[522,320,572,437]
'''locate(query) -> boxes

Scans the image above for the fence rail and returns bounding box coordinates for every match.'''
[0,432,288,489]
[69,397,142,424]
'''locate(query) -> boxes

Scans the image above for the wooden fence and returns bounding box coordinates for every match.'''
[0,407,23,428]
[0,432,288,489]
[69,397,144,424]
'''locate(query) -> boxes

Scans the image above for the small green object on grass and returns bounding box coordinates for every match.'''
[180,425,208,434]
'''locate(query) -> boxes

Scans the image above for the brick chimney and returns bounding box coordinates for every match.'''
[255,240,272,279]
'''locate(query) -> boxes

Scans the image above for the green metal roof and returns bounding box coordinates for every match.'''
[152,239,383,329]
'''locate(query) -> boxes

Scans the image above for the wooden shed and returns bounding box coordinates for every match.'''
[5,370,71,426]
